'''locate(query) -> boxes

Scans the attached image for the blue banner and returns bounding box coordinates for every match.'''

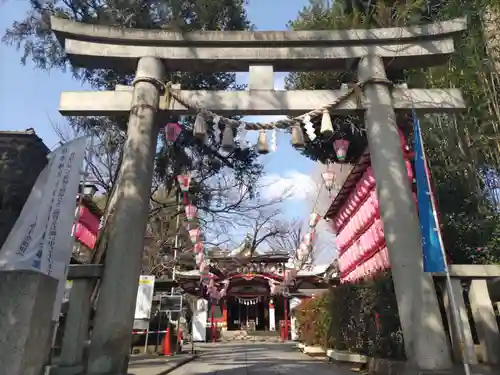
[413,114,446,272]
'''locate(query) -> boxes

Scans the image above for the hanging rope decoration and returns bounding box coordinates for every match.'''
[165,76,390,139]
[237,297,259,306]
[165,76,389,286]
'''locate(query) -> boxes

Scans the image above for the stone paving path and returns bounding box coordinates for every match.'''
[127,354,196,375]
[166,342,353,375]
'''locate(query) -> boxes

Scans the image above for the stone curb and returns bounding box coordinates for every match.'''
[155,354,198,375]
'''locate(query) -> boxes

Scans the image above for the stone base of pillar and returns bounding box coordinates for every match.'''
[442,279,477,364]
[469,279,500,365]
[0,270,58,375]
[49,365,84,375]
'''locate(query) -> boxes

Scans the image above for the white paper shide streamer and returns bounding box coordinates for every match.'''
[237,122,248,149]
[270,129,277,152]
[303,114,316,141]
[213,115,221,144]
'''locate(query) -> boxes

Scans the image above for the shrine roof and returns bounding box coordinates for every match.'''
[325,151,371,220]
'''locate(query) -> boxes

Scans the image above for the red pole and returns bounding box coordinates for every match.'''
[283,263,288,341]
[211,303,216,343]
[284,297,288,341]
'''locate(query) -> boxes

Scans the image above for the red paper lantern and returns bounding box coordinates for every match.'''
[334,139,350,161]
[185,204,198,221]
[189,228,201,244]
[321,170,335,191]
[165,122,182,141]
[193,242,203,253]
[308,212,321,228]
[177,174,191,192]
[303,231,316,246]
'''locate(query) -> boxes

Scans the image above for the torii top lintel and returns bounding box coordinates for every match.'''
[51,16,466,72]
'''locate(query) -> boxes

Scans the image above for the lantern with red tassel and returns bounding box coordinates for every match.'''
[321,166,335,192]
[303,231,316,246]
[308,212,321,228]
[189,228,201,244]
[193,242,203,253]
[333,139,350,161]
[185,204,198,221]
[177,174,191,192]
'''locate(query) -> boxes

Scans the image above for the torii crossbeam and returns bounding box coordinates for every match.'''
[49,16,467,375]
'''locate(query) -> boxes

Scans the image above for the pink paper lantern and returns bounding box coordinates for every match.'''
[189,228,201,244]
[309,212,321,228]
[365,168,376,186]
[177,174,191,192]
[199,262,207,273]
[165,122,182,141]
[193,242,204,253]
[405,159,414,181]
[185,204,198,221]
[303,231,316,246]
[321,170,335,191]
[334,139,350,161]
[195,252,204,265]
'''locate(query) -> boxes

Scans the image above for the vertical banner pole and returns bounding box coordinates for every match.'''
[415,114,471,375]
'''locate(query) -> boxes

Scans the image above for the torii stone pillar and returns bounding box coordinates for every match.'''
[85,57,165,375]
[358,55,450,370]
[49,16,468,374]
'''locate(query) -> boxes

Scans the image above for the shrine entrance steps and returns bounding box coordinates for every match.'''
[219,329,281,342]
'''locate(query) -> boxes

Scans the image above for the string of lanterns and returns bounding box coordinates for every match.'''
[172,156,230,301]
[164,83,355,293]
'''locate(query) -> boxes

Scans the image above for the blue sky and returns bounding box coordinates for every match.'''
[0,0,316,219]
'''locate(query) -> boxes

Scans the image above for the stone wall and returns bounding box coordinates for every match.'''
[0,129,49,248]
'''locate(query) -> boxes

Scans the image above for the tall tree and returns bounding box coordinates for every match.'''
[285,0,500,264]
[2,0,269,267]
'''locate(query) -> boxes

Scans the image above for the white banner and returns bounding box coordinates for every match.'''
[0,137,88,320]
[134,275,156,320]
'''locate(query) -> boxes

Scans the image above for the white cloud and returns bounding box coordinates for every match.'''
[261,170,315,201]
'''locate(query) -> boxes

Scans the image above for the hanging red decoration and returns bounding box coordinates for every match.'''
[165,122,182,141]
[321,164,335,191]
[177,174,191,192]
[334,139,350,161]
[308,212,321,228]
[185,204,198,221]
[193,242,203,253]
[303,230,316,246]
[189,228,201,244]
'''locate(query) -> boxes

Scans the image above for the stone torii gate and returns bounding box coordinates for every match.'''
[50,17,466,374]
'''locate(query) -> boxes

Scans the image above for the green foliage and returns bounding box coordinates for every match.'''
[2,0,263,241]
[294,272,405,359]
[286,0,500,264]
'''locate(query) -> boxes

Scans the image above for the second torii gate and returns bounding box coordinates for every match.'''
[51,16,466,374]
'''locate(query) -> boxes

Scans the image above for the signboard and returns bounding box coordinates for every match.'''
[0,137,88,321]
[192,298,208,341]
[160,294,183,312]
[134,275,156,320]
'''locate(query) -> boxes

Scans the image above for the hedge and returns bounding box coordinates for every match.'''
[294,271,405,360]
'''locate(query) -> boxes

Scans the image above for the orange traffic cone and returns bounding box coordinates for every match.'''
[162,327,172,356]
